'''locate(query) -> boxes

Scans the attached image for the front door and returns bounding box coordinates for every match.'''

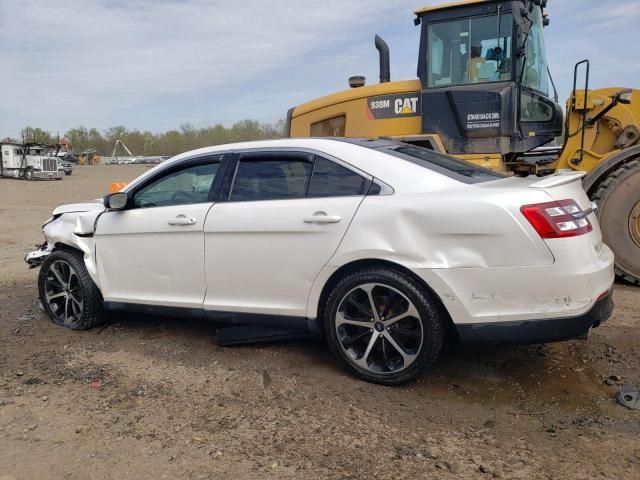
[203,151,371,317]
[95,155,225,308]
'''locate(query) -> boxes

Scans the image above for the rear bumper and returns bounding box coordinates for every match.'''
[456,291,614,345]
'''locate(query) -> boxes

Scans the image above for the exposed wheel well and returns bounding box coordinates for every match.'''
[53,243,84,257]
[315,259,457,342]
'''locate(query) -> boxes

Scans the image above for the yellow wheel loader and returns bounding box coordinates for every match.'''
[78,149,102,166]
[287,0,640,285]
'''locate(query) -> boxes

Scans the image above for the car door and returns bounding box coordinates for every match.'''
[95,154,226,308]
[203,150,372,318]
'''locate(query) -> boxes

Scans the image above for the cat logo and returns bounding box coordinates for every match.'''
[367,93,421,119]
[395,97,419,115]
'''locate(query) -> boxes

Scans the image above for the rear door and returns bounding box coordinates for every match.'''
[95,155,226,308]
[203,150,371,317]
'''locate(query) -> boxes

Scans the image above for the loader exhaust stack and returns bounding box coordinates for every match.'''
[375,34,390,83]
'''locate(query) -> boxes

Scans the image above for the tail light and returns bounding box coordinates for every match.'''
[520,199,593,239]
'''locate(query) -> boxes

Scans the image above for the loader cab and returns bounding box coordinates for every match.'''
[416,0,562,157]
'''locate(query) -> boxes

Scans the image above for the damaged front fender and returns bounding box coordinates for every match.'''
[24,201,105,286]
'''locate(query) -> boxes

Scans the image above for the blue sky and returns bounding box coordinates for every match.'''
[1,0,639,137]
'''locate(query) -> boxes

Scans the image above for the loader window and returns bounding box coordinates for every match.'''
[520,91,553,122]
[310,115,346,137]
[522,7,549,96]
[427,14,513,88]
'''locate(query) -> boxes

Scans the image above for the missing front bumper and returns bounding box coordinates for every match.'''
[25,243,52,269]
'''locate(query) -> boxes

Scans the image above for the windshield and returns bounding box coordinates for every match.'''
[427,13,513,87]
[522,7,549,96]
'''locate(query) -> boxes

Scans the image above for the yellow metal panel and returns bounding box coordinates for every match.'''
[292,80,422,118]
[571,91,594,111]
[456,153,504,171]
[415,0,491,15]
[290,80,423,139]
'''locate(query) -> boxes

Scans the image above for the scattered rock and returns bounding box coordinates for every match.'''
[15,371,24,377]
[617,384,639,410]
[483,420,497,428]
[444,462,459,474]
[605,375,621,386]
[262,370,272,389]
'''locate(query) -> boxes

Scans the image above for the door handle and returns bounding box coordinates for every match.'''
[168,214,197,226]
[303,212,342,224]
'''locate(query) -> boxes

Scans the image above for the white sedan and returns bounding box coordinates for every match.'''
[26,138,615,384]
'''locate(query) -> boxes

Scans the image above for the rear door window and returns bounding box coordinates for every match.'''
[230,155,313,202]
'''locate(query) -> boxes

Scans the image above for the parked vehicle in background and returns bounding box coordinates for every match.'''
[78,149,101,165]
[25,138,614,384]
[132,156,164,165]
[58,161,73,176]
[57,152,79,164]
[1,142,64,180]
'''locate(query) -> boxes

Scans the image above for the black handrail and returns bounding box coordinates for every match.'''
[572,59,590,164]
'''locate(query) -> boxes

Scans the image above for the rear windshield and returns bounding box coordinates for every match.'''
[374,144,506,184]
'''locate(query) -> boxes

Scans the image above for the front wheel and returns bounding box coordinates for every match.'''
[38,250,105,329]
[23,167,34,181]
[324,267,443,385]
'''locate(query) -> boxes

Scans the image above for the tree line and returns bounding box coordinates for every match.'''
[6,120,286,157]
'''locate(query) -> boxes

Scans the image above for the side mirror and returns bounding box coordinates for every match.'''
[104,192,129,210]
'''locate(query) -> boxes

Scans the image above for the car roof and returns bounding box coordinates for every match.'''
[126,138,474,195]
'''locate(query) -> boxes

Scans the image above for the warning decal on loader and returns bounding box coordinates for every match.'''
[367,93,421,119]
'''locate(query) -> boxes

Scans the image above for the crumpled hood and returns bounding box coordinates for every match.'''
[52,200,105,216]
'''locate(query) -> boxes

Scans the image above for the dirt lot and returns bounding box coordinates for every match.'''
[1,165,639,480]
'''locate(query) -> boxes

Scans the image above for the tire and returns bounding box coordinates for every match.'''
[323,267,444,385]
[38,250,105,330]
[65,171,72,176]
[592,159,640,286]
[23,167,34,181]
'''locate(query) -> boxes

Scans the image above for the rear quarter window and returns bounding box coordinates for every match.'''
[308,157,368,197]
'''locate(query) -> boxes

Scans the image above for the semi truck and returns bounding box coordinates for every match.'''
[1,143,64,180]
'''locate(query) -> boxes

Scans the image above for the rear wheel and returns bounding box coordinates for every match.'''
[324,267,443,385]
[592,159,640,285]
[38,250,105,329]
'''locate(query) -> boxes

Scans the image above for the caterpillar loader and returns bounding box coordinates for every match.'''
[286,0,640,285]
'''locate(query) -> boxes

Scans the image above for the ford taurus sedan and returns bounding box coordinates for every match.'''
[25,138,615,384]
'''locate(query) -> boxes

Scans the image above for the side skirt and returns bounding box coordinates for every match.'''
[102,301,322,343]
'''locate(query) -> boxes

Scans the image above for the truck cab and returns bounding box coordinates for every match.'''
[1,143,64,180]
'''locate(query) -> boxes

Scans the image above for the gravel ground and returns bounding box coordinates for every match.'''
[1,166,639,480]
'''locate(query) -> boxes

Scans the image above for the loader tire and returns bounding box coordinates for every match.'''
[592,159,640,286]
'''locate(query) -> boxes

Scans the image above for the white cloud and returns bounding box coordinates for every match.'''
[1,0,638,136]
[0,0,409,135]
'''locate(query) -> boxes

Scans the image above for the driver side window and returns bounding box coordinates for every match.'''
[133,161,220,209]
